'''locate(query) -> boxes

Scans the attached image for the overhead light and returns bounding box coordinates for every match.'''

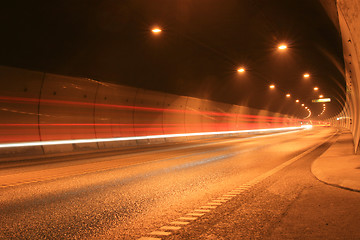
[278,44,287,50]
[151,28,162,34]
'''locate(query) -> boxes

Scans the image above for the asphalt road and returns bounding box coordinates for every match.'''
[1,127,359,239]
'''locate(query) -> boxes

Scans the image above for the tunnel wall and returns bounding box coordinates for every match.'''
[326,0,360,152]
[0,65,303,159]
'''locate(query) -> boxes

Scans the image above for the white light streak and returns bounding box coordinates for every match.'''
[0,126,310,149]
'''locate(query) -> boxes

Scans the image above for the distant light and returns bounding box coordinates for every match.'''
[278,44,287,50]
[304,73,310,78]
[296,99,300,103]
[286,93,290,97]
[269,84,275,89]
[314,87,319,91]
[301,104,305,106]
[319,95,324,98]
[152,28,162,34]
[237,68,245,73]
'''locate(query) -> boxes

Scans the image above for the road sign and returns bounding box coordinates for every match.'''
[312,98,331,103]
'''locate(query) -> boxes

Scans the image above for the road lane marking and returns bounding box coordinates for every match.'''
[160,226,181,231]
[187,213,205,216]
[150,231,171,236]
[207,202,222,205]
[213,199,227,202]
[200,205,217,209]
[170,221,190,225]
[223,194,236,197]
[194,209,211,212]
[219,197,232,200]
[179,217,197,221]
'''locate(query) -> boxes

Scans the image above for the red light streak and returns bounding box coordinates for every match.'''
[0,95,305,144]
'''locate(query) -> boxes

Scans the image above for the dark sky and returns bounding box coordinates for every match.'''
[0,0,345,119]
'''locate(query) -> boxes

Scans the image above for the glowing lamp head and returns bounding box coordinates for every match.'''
[314,87,319,91]
[301,104,305,106]
[303,73,310,78]
[278,44,287,50]
[151,28,162,34]
[286,94,290,98]
[296,99,300,103]
[319,95,324,98]
[237,68,245,73]
[269,84,275,89]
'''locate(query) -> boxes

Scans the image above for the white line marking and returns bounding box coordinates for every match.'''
[207,202,222,205]
[160,226,181,231]
[218,197,232,200]
[179,217,197,221]
[200,205,217,209]
[223,194,236,197]
[194,209,211,212]
[244,132,336,187]
[170,221,190,225]
[187,213,205,216]
[213,199,228,202]
[150,231,171,236]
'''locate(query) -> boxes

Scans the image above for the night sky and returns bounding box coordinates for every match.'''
[0,0,345,119]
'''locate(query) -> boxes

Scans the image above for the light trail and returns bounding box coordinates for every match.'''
[0,126,310,149]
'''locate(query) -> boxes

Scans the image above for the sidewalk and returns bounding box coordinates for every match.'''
[311,129,360,192]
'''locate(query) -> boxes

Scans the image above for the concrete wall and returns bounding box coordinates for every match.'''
[326,0,360,152]
[0,65,303,159]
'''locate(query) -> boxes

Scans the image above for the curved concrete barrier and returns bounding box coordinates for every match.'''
[0,65,303,159]
[39,73,99,154]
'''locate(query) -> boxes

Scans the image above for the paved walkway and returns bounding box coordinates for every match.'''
[312,128,360,192]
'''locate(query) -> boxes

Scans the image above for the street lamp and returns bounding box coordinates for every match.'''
[286,93,290,97]
[269,84,275,89]
[278,44,287,50]
[151,28,162,34]
[303,73,310,78]
[296,99,300,103]
[319,95,324,98]
[314,87,319,91]
[237,68,245,73]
